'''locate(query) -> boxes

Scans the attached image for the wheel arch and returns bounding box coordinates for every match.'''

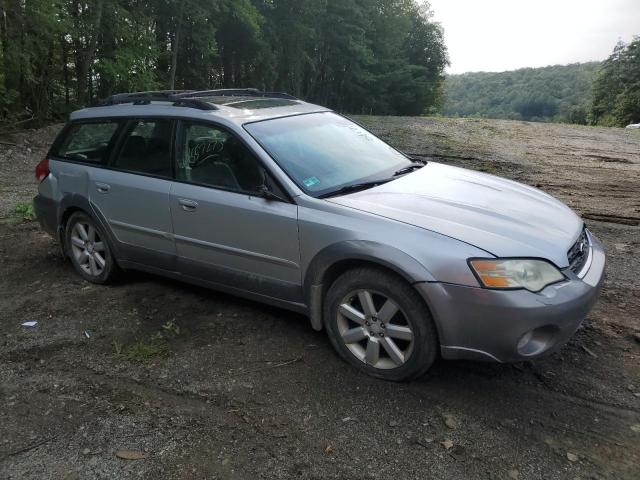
[304,241,436,331]
[57,195,120,260]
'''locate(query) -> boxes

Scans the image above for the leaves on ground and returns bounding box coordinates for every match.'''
[115,450,146,460]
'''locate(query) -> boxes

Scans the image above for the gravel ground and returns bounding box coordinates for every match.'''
[0,117,639,479]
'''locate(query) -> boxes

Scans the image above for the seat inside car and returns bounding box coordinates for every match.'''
[117,123,172,177]
[189,138,242,190]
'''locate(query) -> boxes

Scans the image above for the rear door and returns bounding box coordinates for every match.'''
[89,118,176,270]
[169,120,302,303]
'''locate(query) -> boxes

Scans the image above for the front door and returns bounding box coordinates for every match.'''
[169,120,301,303]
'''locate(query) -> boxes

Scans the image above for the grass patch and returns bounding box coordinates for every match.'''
[113,320,181,363]
[113,333,170,363]
[14,202,36,221]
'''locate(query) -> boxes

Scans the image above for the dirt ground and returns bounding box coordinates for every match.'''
[1,117,639,479]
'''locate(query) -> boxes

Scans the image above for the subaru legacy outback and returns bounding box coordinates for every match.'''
[34,89,605,381]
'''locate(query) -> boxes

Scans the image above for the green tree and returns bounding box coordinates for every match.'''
[0,0,449,124]
[591,37,640,127]
[442,63,601,123]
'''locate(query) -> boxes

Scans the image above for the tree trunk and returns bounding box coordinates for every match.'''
[62,36,69,106]
[169,4,184,90]
[169,27,180,89]
[74,0,104,105]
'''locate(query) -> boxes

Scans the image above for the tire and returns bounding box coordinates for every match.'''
[324,267,438,381]
[65,211,119,284]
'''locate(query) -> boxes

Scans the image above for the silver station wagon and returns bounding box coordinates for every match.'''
[34,89,606,381]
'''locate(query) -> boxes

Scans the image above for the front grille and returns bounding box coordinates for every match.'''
[567,228,589,274]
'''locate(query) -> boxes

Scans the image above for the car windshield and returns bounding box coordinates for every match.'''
[244,112,411,197]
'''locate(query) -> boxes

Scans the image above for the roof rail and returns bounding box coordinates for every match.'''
[175,89,298,100]
[95,90,217,111]
[93,88,297,110]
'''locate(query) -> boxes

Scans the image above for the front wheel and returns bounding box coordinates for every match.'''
[324,267,439,381]
[65,211,118,284]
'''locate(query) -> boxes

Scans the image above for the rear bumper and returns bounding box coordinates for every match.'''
[33,194,58,236]
[417,235,606,363]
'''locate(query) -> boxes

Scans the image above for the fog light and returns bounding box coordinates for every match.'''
[517,331,534,351]
[516,326,558,356]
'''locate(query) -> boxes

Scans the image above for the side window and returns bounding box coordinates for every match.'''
[55,121,120,163]
[175,121,266,193]
[113,119,172,178]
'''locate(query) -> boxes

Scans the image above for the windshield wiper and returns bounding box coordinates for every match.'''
[393,161,427,177]
[319,178,393,198]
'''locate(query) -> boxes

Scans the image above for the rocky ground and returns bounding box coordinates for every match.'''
[0,117,639,479]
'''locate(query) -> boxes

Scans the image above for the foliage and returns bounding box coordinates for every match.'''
[0,0,448,124]
[442,63,601,124]
[14,202,36,221]
[115,334,171,363]
[591,37,640,127]
[112,318,181,362]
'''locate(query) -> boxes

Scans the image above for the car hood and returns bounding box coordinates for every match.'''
[327,162,583,268]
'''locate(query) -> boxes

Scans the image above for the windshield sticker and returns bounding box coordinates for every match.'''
[303,176,320,188]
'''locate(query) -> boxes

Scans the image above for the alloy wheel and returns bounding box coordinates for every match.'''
[70,221,106,277]
[336,289,414,369]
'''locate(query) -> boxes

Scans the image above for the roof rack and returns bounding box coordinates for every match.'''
[94,88,298,110]
[175,89,298,100]
[95,90,217,111]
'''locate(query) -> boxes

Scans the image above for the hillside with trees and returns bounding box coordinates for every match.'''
[442,63,601,124]
[0,0,448,125]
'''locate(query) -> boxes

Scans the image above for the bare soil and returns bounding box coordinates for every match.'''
[1,117,639,479]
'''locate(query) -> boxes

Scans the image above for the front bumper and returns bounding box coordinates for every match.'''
[416,234,606,363]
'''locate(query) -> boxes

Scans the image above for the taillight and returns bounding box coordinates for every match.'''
[35,158,50,182]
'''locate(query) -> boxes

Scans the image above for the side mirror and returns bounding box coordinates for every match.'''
[258,184,287,202]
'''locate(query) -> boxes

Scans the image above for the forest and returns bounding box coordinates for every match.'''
[0,0,637,128]
[442,63,601,124]
[0,0,448,125]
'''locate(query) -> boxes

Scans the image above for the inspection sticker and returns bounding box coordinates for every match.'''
[303,176,320,188]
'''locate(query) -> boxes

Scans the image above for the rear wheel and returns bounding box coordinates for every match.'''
[324,267,438,381]
[65,212,118,284]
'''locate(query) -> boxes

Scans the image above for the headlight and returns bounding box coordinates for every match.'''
[468,258,566,292]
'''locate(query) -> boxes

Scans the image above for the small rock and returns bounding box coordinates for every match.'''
[221,458,230,466]
[324,444,333,455]
[82,448,90,455]
[508,469,519,480]
[389,420,399,427]
[443,414,458,429]
[441,439,454,450]
[614,243,629,252]
[566,452,578,462]
[631,424,640,433]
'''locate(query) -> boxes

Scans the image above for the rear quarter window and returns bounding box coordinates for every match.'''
[53,121,120,163]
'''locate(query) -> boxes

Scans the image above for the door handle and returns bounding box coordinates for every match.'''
[95,182,111,193]
[178,198,198,211]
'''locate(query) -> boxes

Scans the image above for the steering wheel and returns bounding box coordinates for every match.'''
[190,140,223,168]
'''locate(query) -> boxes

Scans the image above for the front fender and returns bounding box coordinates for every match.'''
[303,240,436,330]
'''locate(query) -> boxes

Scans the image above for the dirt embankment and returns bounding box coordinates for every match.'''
[1,118,639,479]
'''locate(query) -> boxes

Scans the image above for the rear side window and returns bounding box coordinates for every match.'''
[112,119,173,178]
[55,122,120,163]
